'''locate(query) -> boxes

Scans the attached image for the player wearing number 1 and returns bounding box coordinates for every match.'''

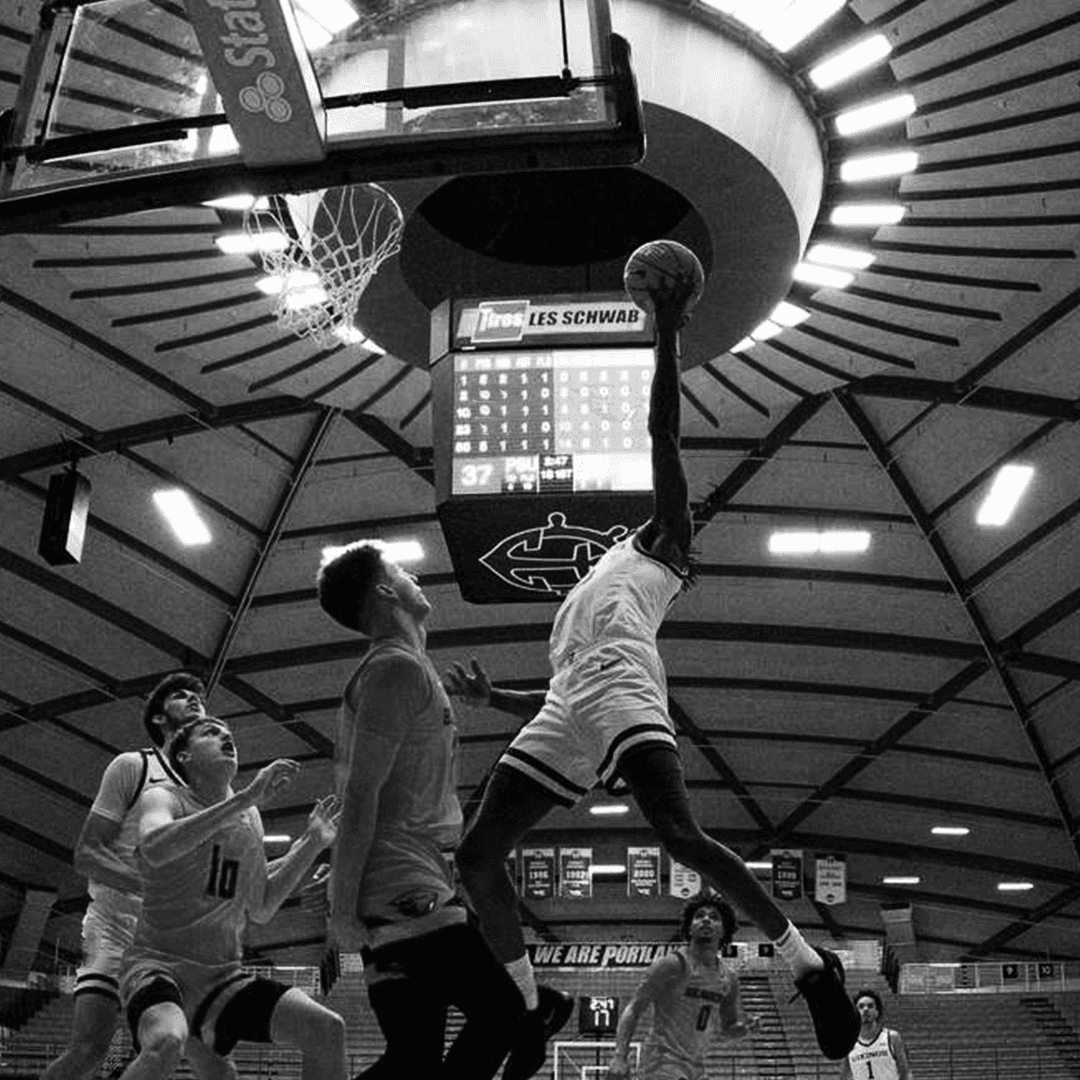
[840,990,912,1080]
[608,894,757,1080]
[116,718,346,1080]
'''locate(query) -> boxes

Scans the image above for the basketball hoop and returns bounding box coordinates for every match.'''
[243,183,404,347]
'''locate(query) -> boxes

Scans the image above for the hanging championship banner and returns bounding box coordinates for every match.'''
[521,848,556,900]
[669,858,701,899]
[559,847,593,899]
[814,854,847,906]
[771,849,803,901]
[627,847,661,898]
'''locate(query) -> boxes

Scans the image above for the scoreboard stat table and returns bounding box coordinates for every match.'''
[451,348,654,495]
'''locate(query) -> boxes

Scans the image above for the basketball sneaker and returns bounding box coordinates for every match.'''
[502,984,574,1080]
[791,946,860,1059]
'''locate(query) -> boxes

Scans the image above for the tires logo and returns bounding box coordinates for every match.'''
[238,71,292,123]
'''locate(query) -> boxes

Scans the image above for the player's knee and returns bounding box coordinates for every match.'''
[297,1005,346,1055]
[140,1027,184,1069]
[71,1023,114,1061]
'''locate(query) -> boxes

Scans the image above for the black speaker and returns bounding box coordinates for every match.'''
[38,469,92,565]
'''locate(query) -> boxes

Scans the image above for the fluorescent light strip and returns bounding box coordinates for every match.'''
[760,0,846,52]
[882,876,920,885]
[745,861,772,871]
[997,882,1034,892]
[284,285,329,311]
[255,271,321,297]
[335,325,386,353]
[153,490,212,545]
[297,0,359,33]
[931,826,970,836]
[294,8,333,48]
[751,319,783,342]
[830,203,906,226]
[840,150,918,183]
[769,530,870,554]
[835,94,916,137]
[770,301,810,328]
[590,864,627,875]
[976,464,1033,526]
[810,34,892,89]
[321,540,424,564]
[264,834,292,843]
[215,232,288,255]
[204,195,267,211]
[792,263,854,289]
[806,243,875,270]
[588,804,630,816]
[730,336,756,353]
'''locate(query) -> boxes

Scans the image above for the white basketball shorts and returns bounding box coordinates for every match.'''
[500,639,677,805]
[75,890,141,1002]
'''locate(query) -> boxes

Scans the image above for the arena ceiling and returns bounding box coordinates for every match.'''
[1,0,1079,970]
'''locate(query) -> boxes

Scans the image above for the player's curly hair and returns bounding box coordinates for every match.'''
[316,541,387,633]
[853,988,884,1016]
[143,672,206,747]
[680,891,737,946]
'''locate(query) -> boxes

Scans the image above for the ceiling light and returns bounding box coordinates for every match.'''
[590,864,627,875]
[296,0,359,33]
[931,826,970,836]
[835,94,917,136]
[153,490,212,545]
[770,301,810,327]
[882,876,920,885]
[745,861,773,871]
[263,834,292,843]
[284,285,329,311]
[294,8,333,48]
[730,337,756,353]
[792,263,854,289]
[997,882,1034,892]
[214,232,288,255]
[810,34,892,89]
[202,194,268,212]
[769,530,870,554]
[840,150,918,183]
[751,319,783,341]
[976,464,1034,526]
[830,203,906,226]
[334,325,386,353]
[759,0,846,52]
[589,803,630,816]
[321,539,424,565]
[806,243,875,270]
[255,271,321,297]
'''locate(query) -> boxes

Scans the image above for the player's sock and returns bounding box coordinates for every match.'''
[505,954,539,1011]
[773,923,824,980]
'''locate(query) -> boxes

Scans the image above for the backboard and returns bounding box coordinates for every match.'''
[0,0,644,232]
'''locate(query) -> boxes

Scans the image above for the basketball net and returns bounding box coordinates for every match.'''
[243,183,404,348]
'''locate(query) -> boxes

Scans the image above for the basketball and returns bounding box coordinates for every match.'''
[623,240,706,317]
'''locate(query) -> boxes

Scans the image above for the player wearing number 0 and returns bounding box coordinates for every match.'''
[607,894,756,1080]
[452,241,860,1070]
[840,990,912,1080]
[116,717,346,1080]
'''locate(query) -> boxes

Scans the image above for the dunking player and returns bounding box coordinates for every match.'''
[317,543,565,1079]
[452,259,860,1064]
[41,673,234,1080]
[117,717,345,1080]
[840,990,912,1080]
[607,893,757,1080]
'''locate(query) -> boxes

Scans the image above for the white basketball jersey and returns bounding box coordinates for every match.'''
[847,1028,899,1080]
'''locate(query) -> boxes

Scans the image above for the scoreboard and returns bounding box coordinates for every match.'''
[451,349,654,496]
[432,294,657,604]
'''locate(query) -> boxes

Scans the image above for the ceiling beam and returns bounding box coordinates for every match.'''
[205,409,338,693]
[851,375,1079,421]
[0,396,319,480]
[836,390,1080,872]
[966,883,1080,958]
[346,412,434,486]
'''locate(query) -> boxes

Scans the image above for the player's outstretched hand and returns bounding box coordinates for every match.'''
[306,794,341,847]
[243,759,300,807]
[443,657,492,707]
[304,862,331,892]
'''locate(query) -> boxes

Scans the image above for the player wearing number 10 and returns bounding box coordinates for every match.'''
[608,894,757,1080]
[840,990,912,1080]
[116,718,347,1080]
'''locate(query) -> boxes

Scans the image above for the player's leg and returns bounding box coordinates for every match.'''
[616,742,859,1059]
[118,995,189,1080]
[40,992,120,1080]
[184,1033,239,1080]
[357,947,448,1078]
[268,987,347,1080]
